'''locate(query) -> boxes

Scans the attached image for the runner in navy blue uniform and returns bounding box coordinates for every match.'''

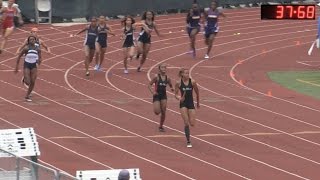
[175,68,200,148]
[148,64,174,132]
[73,17,98,76]
[15,35,41,102]
[94,16,115,71]
[121,16,137,74]
[136,11,161,72]
[204,1,226,59]
[186,1,201,58]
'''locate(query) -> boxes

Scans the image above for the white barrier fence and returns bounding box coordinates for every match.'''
[0,128,78,180]
[76,169,142,180]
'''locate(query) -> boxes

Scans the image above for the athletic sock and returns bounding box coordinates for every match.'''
[184,125,190,142]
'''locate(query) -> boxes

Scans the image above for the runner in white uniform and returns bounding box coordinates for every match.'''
[15,35,41,102]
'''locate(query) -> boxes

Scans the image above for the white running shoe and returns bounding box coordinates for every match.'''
[159,127,165,132]
[94,64,99,71]
[124,69,129,74]
[204,54,209,59]
[187,142,192,148]
[25,96,32,102]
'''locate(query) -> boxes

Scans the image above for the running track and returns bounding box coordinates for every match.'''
[1,7,320,179]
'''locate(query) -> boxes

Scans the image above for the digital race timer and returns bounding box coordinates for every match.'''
[261,4,315,20]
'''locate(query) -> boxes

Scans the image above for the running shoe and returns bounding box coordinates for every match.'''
[159,127,165,132]
[94,64,99,71]
[187,142,192,148]
[25,96,32,102]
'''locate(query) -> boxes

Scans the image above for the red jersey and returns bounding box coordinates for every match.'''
[2,7,16,29]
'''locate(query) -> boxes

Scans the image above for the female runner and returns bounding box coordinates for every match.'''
[94,15,115,71]
[15,35,41,102]
[148,64,174,132]
[0,0,23,54]
[136,11,161,72]
[73,17,98,76]
[175,68,200,147]
[186,1,201,58]
[203,1,226,59]
[121,16,136,74]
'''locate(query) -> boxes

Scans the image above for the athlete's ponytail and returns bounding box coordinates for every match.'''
[121,17,126,26]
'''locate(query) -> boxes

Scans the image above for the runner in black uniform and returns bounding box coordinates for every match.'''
[175,68,200,148]
[94,16,115,71]
[136,11,161,72]
[121,16,136,74]
[73,17,98,76]
[148,64,174,132]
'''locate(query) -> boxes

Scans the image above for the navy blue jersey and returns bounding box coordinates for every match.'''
[97,24,109,42]
[187,10,201,28]
[84,25,98,47]
[206,9,220,28]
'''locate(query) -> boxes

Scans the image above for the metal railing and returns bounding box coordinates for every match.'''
[0,148,78,180]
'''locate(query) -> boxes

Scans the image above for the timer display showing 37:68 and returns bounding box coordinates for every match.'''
[261,5,315,20]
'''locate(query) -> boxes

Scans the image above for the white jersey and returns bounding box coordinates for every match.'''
[24,46,39,64]
[2,2,21,13]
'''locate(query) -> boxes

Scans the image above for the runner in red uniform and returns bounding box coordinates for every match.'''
[0,0,22,54]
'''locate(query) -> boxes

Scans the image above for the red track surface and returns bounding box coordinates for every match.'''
[1,7,320,179]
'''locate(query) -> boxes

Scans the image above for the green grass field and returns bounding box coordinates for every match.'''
[268,71,320,99]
